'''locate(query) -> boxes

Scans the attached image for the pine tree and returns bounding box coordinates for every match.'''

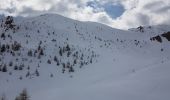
[80,61,84,68]
[0,94,6,100]
[27,66,30,70]
[19,76,23,80]
[69,66,74,72]
[66,44,70,51]
[50,73,53,78]
[54,56,60,66]
[9,61,13,66]
[39,49,44,56]
[14,65,18,70]
[67,51,71,57]
[35,69,39,76]
[90,58,93,63]
[74,59,77,65]
[19,66,23,70]
[15,96,20,100]
[15,89,30,100]
[47,59,51,64]
[1,44,6,53]
[26,71,30,78]
[27,50,32,56]
[54,56,58,62]
[59,48,62,56]
[62,68,65,73]
[81,54,84,60]
[1,33,5,40]
[12,41,21,51]
[2,64,7,72]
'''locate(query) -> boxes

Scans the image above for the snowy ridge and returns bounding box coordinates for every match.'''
[0,14,170,100]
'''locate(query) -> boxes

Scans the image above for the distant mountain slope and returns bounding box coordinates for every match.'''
[0,14,170,100]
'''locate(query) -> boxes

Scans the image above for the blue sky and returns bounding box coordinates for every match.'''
[0,0,169,29]
[87,1,125,19]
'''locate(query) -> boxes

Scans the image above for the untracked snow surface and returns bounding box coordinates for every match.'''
[0,14,170,100]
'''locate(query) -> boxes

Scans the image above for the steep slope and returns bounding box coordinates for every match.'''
[0,14,170,100]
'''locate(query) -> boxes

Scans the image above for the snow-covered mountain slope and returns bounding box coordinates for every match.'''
[0,14,170,100]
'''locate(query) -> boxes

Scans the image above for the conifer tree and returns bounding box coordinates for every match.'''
[2,64,7,72]
[35,69,39,76]
[15,89,30,100]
